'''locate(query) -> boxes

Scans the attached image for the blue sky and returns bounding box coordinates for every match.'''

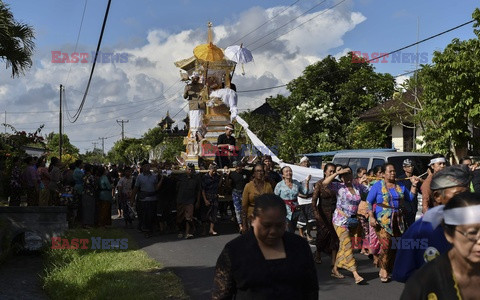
[3,0,478,153]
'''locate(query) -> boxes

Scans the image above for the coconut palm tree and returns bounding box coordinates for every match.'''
[0,0,35,77]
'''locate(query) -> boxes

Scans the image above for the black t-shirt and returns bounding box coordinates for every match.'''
[217,133,236,146]
[176,174,201,205]
[229,170,251,191]
[267,170,282,184]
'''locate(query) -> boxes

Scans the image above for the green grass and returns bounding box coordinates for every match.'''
[43,228,188,300]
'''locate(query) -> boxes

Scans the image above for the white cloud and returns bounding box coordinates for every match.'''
[0,3,365,153]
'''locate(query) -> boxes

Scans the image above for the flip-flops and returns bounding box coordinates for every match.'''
[355,277,366,284]
[331,271,345,279]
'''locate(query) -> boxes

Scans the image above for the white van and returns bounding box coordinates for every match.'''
[332,151,432,176]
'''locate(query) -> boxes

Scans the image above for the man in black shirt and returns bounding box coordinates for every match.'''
[216,123,236,168]
[263,155,282,189]
[176,163,201,239]
[226,161,251,231]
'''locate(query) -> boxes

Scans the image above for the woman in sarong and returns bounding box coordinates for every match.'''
[311,163,339,270]
[323,166,369,284]
[367,163,419,282]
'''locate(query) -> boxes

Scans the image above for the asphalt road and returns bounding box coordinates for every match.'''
[126,219,405,300]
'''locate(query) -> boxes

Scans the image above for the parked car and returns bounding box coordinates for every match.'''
[332,151,432,176]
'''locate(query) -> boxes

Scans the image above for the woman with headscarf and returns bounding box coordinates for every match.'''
[322,166,369,284]
[401,192,480,299]
[367,163,419,282]
[212,194,319,299]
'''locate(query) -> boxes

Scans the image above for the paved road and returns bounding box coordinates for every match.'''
[0,254,48,300]
[125,219,405,300]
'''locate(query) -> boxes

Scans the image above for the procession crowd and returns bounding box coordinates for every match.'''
[4,149,480,299]
[212,154,480,299]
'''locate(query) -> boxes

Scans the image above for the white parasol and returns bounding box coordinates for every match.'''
[224,44,253,75]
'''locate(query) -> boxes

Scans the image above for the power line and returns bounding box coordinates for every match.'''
[361,19,475,64]
[64,0,88,86]
[66,0,112,123]
[230,0,300,46]
[245,0,327,49]
[251,0,345,52]
[237,84,287,93]
[7,80,183,115]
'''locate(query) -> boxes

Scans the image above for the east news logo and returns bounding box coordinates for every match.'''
[51,237,128,249]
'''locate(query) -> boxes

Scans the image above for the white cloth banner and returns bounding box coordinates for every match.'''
[210,88,238,120]
[235,116,324,183]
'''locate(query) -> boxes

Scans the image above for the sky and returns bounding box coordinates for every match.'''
[2,0,478,154]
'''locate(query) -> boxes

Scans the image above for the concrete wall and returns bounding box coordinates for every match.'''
[392,125,404,152]
[391,124,425,151]
[0,207,68,252]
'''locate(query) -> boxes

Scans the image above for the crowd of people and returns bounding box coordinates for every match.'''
[213,154,480,299]
[4,152,480,298]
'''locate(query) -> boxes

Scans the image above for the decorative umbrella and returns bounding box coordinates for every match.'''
[192,22,225,86]
[193,42,224,62]
[224,44,253,75]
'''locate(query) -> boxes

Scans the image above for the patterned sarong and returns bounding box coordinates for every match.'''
[334,225,357,272]
[375,221,401,273]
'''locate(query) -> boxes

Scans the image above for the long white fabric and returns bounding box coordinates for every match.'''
[235,116,324,183]
[210,88,238,120]
[423,204,480,229]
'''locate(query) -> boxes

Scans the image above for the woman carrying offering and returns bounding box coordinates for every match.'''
[367,163,419,282]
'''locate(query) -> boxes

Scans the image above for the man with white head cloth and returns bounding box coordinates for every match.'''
[392,164,471,283]
[421,154,447,213]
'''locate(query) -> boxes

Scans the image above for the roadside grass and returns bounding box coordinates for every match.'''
[43,227,188,300]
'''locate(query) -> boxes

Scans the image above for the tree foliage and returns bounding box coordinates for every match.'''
[106,138,140,164]
[0,0,35,77]
[124,143,149,165]
[80,148,106,165]
[45,132,79,160]
[243,53,395,161]
[142,126,166,147]
[415,8,480,160]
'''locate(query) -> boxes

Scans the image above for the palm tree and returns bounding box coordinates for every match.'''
[0,0,35,77]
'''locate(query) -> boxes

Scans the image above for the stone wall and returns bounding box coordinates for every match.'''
[0,206,68,253]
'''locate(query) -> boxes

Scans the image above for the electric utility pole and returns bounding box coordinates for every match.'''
[98,137,107,156]
[59,84,63,161]
[116,119,129,140]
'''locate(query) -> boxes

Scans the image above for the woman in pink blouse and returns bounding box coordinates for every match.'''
[322,166,369,284]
